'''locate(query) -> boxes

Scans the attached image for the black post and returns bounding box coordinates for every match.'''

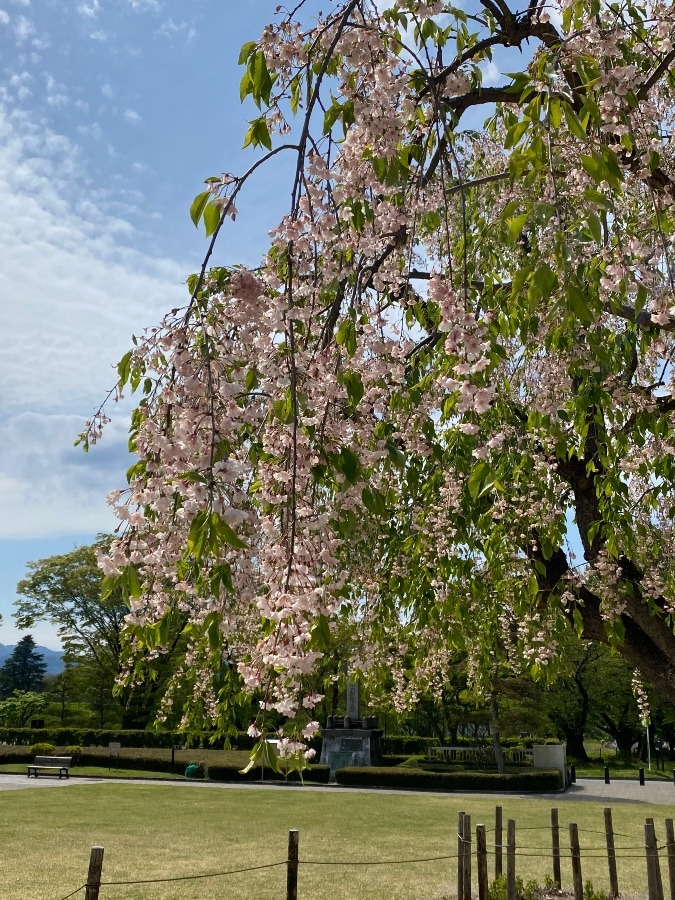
[604,766,610,785]
[570,764,576,783]
[640,767,646,786]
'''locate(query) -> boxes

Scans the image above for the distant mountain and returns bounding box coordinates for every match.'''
[0,643,64,676]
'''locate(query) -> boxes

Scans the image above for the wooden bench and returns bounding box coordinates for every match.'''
[26,755,72,779]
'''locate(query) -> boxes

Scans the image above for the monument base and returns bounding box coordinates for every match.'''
[320,727,383,779]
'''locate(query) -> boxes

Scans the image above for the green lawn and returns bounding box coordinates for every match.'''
[2,782,674,900]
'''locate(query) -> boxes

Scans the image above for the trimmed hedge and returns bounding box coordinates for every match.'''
[334,767,563,792]
[206,763,330,784]
[0,727,322,754]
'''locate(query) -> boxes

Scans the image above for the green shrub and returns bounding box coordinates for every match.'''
[334,767,563,792]
[488,875,541,900]
[65,746,82,764]
[29,743,56,755]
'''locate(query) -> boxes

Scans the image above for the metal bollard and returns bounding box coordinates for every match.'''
[604,766,610,785]
[639,767,645,786]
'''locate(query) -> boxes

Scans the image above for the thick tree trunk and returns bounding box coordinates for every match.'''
[531,542,675,700]
[565,729,588,761]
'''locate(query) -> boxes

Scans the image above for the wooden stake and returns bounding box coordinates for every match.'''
[570,823,583,900]
[286,829,299,900]
[551,807,561,889]
[604,807,619,898]
[507,819,516,900]
[84,847,104,900]
[458,811,465,900]
[645,818,665,900]
[495,806,503,879]
[463,813,472,900]
[665,819,675,900]
[477,824,489,900]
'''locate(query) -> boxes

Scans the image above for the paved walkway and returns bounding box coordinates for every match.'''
[1,774,673,805]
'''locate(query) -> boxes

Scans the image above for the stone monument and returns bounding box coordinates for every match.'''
[319,680,383,779]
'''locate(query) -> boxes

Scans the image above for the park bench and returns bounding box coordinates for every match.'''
[26,755,72,779]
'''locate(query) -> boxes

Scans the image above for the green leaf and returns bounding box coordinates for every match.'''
[506,212,528,244]
[586,212,602,244]
[248,50,274,108]
[362,486,386,517]
[190,191,210,227]
[336,319,357,357]
[203,202,222,237]
[243,117,272,151]
[342,370,364,408]
[336,446,360,484]
[117,350,133,386]
[187,512,209,561]
[240,738,280,774]
[238,40,257,65]
[467,461,496,501]
[567,283,593,325]
[310,613,332,651]
[212,512,248,550]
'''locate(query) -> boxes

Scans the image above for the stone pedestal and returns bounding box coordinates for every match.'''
[320,720,383,779]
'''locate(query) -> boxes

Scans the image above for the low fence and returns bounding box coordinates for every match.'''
[428,746,534,766]
[56,805,675,900]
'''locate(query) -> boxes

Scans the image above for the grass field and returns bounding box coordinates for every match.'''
[2,782,674,900]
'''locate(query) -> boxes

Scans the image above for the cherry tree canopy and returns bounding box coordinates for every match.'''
[84,0,675,742]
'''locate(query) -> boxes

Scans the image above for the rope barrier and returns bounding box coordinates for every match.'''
[300,853,460,866]
[55,886,85,900]
[100,860,286,886]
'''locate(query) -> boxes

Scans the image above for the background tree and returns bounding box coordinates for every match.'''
[14,540,184,728]
[0,635,46,698]
[0,691,47,728]
[83,0,675,746]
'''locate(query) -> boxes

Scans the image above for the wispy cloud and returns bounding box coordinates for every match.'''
[77,0,100,18]
[13,13,33,41]
[0,11,10,25]
[157,17,196,41]
[0,101,187,536]
[0,413,128,538]
[123,107,141,124]
[127,0,160,9]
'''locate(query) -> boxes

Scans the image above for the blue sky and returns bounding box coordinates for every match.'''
[0,0,540,651]
[0,0,297,648]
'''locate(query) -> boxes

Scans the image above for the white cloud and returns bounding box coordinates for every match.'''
[480,60,501,85]
[157,18,196,41]
[8,0,30,6]
[45,72,68,107]
[123,107,141,124]
[101,82,113,98]
[77,121,103,140]
[0,102,187,538]
[78,0,100,17]
[127,0,159,9]
[13,13,33,40]
[0,413,127,538]
[0,10,10,25]
[89,30,107,40]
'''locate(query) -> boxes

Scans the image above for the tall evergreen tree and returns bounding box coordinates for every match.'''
[0,635,46,698]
